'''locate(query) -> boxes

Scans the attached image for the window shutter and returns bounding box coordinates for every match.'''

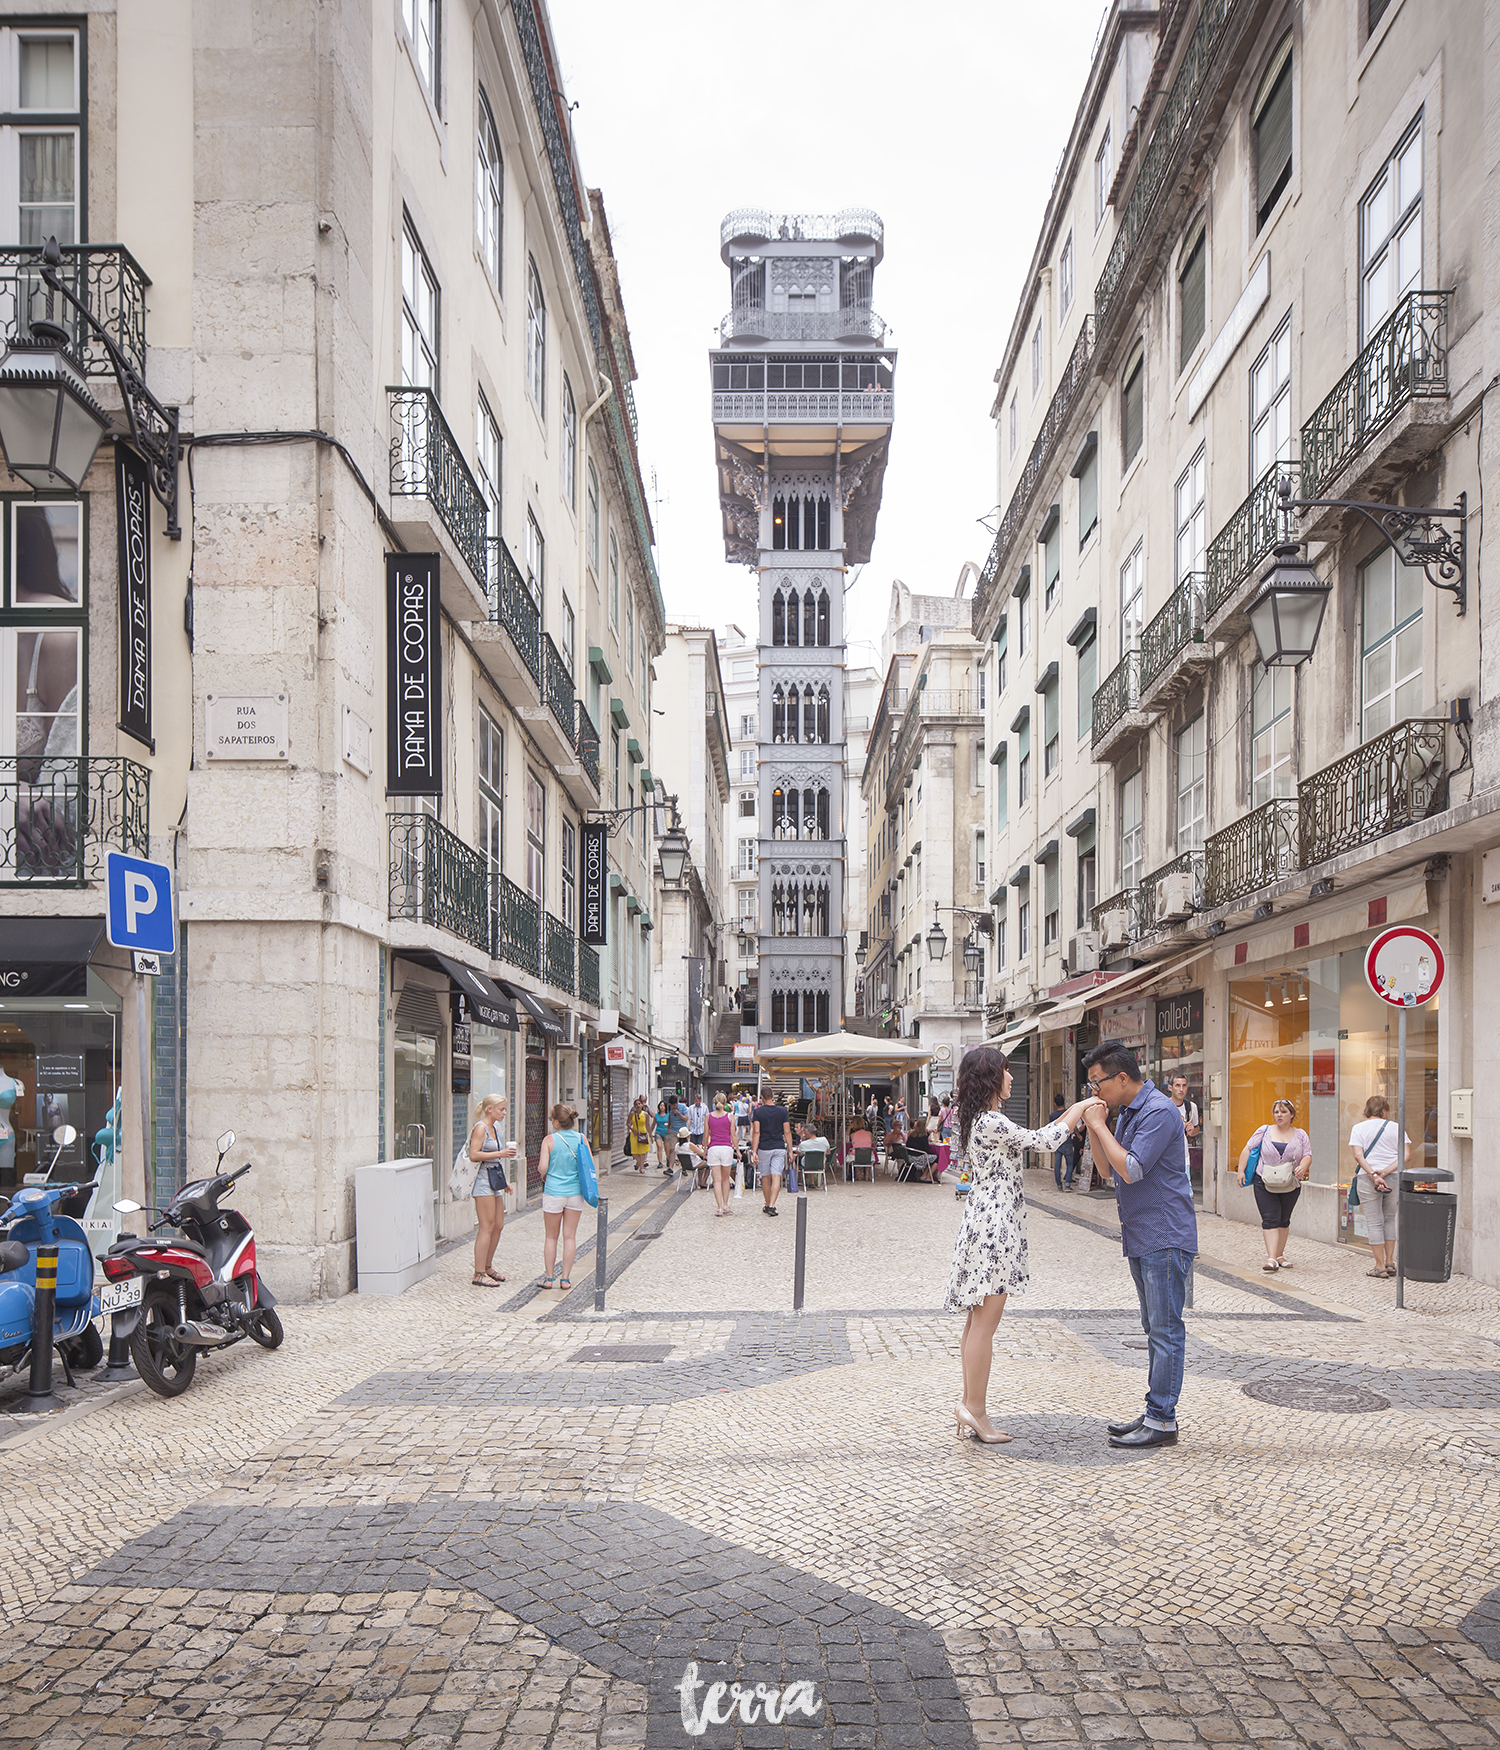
[996,750,1008,829]
[1122,350,1144,464]
[1078,452,1098,543]
[1077,633,1097,737]
[1179,231,1206,365]
[1044,680,1059,744]
[1255,48,1294,224]
[1018,717,1030,761]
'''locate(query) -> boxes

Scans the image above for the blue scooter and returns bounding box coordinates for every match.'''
[0,1125,106,1379]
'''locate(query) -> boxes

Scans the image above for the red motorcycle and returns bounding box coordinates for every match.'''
[104,1130,282,1397]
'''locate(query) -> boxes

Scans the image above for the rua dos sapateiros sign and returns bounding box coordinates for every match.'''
[386,553,442,795]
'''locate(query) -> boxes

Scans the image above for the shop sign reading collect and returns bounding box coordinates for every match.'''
[1364,925,1444,1009]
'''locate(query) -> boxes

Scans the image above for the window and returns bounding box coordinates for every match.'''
[996,622,1009,696]
[562,598,575,677]
[1077,829,1097,927]
[739,748,754,780]
[1250,317,1292,484]
[977,664,987,711]
[1120,544,1144,655]
[1175,715,1206,852]
[612,728,621,807]
[608,530,620,626]
[1368,0,1394,30]
[739,791,755,818]
[524,510,544,607]
[562,374,578,509]
[1175,448,1206,583]
[739,887,757,923]
[624,591,635,685]
[995,749,1008,832]
[1360,117,1422,342]
[1018,898,1031,959]
[972,739,984,790]
[1044,858,1060,949]
[1016,580,1030,657]
[1251,662,1294,803]
[476,90,502,281]
[1059,232,1074,320]
[525,255,546,411]
[478,709,502,882]
[1361,546,1422,739]
[1018,714,1031,807]
[1094,125,1112,230]
[975,831,986,889]
[1,29,80,246]
[739,713,756,739]
[738,837,756,875]
[1179,226,1206,367]
[1253,36,1293,230]
[400,222,439,390]
[561,818,576,929]
[525,770,545,902]
[1077,628,1096,739]
[1043,678,1059,779]
[402,0,439,103]
[1119,769,1143,890]
[1042,515,1060,613]
[995,912,1007,971]
[1121,346,1144,468]
[1030,319,1042,397]
[476,392,501,538]
[1076,439,1098,548]
[1008,392,1018,458]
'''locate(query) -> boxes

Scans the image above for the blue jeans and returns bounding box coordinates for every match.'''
[1127,1247,1194,1429]
[1053,1138,1076,1189]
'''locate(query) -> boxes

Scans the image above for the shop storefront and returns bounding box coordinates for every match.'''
[1152,989,1204,1194]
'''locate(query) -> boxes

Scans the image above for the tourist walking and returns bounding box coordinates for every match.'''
[653,1099,670,1169]
[1349,1094,1412,1278]
[945,1046,1094,1444]
[537,1103,595,1292]
[467,1094,518,1287]
[1050,1090,1075,1190]
[750,1091,790,1216]
[687,1092,710,1166]
[705,1094,737,1215]
[1080,1040,1199,1449]
[627,1095,653,1172]
[1167,1074,1200,1170]
[1236,1098,1311,1271]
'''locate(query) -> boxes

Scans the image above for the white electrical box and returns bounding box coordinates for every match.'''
[1209,1098,1224,1128]
[355,1156,437,1295]
[1209,1073,1223,1100]
[1451,1089,1473,1138]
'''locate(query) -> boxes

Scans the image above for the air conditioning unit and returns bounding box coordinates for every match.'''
[1068,931,1101,973]
[1100,908,1132,948]
[563,1012,583,1048]
[1155,872,1196,925]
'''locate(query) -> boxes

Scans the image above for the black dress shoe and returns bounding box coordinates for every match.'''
[1109,1424,1178,1449]
[1107,1414,1144,1437]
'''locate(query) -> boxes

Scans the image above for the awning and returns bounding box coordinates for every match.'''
[0,916,104,996]
[1045,945,1210,1031]
[998,1014,1044,1046]
[500,981,566,1040]
[435,954,518,1031]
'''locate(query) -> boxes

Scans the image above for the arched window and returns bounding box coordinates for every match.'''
[816,589,831,646]
[771,685,786,743]
[817,495,831,549]
[772,494,787,551]
[817,787,830,839]
[772,589,786,646]
[804,991,817,1034]
[771,989,785,1032]
[786,684,801,742]
[803,589,816,646]
[817,991,830,1033]
[785,589,800,645]
[816,683,831,744]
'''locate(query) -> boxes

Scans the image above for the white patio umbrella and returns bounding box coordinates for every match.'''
[754,1031,936,1180]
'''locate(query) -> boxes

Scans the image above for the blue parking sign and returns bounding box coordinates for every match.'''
[104,850,177,954]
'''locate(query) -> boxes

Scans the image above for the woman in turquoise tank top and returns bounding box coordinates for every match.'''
[537,1102,595,1291]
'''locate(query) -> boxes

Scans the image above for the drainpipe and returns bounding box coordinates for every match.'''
[582,375,614,423]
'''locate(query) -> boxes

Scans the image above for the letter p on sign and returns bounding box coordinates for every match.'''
[105,850,177,956]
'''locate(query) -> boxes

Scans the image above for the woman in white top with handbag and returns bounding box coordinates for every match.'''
[1349,1094,1412,1278]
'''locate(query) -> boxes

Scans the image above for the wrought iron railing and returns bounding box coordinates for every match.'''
[494,873,541,977]
[1299,291,1451,500]
[0,756,148,886]
[718,307,887,345]
[542,632,575,742]
[0,244,151,380]
[720,209,884,250]
[1205,460,1299,619]
[544,912,575,995]
[1133,851,1204,935]
[388,813,490,955]
[1202,798,1299,909]
[890,688,977,781]
[1091,888,1136,935]
[1140,573,1206,694]
[388,387,489,588]
[487,534,541,686]
[1094,0,1237,330]
[1090,650,1140,751]
[974,315,1096,633]
[710,389,893,425]
[579,942,601,1007]
[575,700,600,788]
[1298,719,1447,868]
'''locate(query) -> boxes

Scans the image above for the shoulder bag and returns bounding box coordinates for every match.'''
[574,1133,599,1208]
[1240,1126,1268,1187]
[1258,1134,1299,1195]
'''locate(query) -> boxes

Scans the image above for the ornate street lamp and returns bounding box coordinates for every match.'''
[657,817,691,885]
[854,932,867,969]
[962,934,984,977]
[1247,540,1331,668]
[925,914,947,963]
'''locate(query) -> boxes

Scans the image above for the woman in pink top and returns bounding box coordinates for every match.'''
[705,1094,737,1216]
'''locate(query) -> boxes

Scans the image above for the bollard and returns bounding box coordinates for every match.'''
[594,1197,609,1312]
[103,1315,135,1381]
[793,1191,807,1312]
[18,1244,66,1413]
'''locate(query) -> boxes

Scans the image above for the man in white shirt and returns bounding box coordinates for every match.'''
[1167,1075,1199,1172]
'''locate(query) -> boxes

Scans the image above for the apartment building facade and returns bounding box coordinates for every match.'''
[975,0,1500,1276]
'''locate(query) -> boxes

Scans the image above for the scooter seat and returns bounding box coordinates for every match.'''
[0,1239,28,1273]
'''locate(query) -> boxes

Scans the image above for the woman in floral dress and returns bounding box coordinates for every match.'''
[946,1046,1097,1444]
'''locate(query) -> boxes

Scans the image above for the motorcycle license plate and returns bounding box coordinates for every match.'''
[98,1278,143,1314]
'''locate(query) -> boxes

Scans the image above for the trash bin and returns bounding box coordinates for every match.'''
[1400,1167,1456,1283]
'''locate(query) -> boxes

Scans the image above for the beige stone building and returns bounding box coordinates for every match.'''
[977,0,1500,1279]
[0,0,664,1299]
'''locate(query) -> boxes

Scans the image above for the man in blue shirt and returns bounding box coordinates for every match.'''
[1081,1039,1199,1449]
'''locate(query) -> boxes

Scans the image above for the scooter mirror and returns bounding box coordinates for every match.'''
[217,1130,236,1155]
[113,1198,143,1214]
[52,1124,77,1147]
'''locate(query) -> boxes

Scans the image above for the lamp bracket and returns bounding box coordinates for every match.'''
[588,791,680,838]
[1285,483,1466,614]
[39,238,182,539]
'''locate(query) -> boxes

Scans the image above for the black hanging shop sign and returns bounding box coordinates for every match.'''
[386,553,442,795]
[114,441,153,751]
[581,821,608,945]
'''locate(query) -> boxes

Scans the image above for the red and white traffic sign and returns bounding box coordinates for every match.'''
[1364,925,1444,1009]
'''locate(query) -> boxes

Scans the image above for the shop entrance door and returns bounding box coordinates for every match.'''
[525,1050,548,1194]
[393,1025,439,1224]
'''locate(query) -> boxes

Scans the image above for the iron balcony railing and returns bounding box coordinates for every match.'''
[0,244,151,380]
[1090,888,1136,935]
[1090,649,1140,752]
[388,387,490,589]
[487,534,542,687]
[1298,718,1447,868]
[0,756,148,886]
[1139,573,1206,694]
[579,941,601,1007]
[1299,290,1451,501]
[575,700,601,788]
[1203,798,1299,909]
[544,912,575,995]
[542,632,575,742]
[718,307,887,345]
[1132,851,1205,936]
[494,873,541,978]
[890,688,977,781]
[388,813,489,956]
[1205,460,1299,619]
[720,209,884,251]
[975,315,1096,633]
[1094,0,1237,331]
[711,389,893,425]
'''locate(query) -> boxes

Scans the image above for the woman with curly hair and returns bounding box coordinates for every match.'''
[946,1045,1096,1444]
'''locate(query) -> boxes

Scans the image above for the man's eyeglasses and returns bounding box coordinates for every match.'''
[1086,1071,1123,1094]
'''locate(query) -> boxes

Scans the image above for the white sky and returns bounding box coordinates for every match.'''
[557,0,1106,674]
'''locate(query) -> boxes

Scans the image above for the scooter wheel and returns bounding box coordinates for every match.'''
[62,1322,104,1371]
[247,1307,284,1349]
[130,1288,197,1397]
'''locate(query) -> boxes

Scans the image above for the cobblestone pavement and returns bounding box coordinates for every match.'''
[1,1163,1499,1747]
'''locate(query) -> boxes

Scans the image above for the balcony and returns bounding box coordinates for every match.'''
[711,388,893,430]
[579,941,601,1007]
[473,533,543,696]
[0,245,150,382]
[889,688,977,783]
[1090,650,1147,761]
[0,757,148,886]
[718,307,887,346]
[1091,888,1135,938]
[1298,290,1452,529]
[1203,798,1299,910]
[720,209,884,258]
[1205,460,1298,633]
[1139,573,1209,706]
[389,813,489,956]
[544,912,575,996]
[575,701,601,791]
[1132,851,1205,940]
[494,874,541,978]
[1298,718,1447,868]
[387,387,490,619]
[518,630,576,769]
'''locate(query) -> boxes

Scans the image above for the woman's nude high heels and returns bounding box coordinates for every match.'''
[955,1402,1013,1445]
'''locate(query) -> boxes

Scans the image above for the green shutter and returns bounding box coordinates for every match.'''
[1044,679,1059,743]
[1077,633,1096,737]
[1123,353,1144,464]
[996,750,1008,830]
[1179,231,1206,366]
[1078,452,1098,545]
[1255,50,1293,224]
